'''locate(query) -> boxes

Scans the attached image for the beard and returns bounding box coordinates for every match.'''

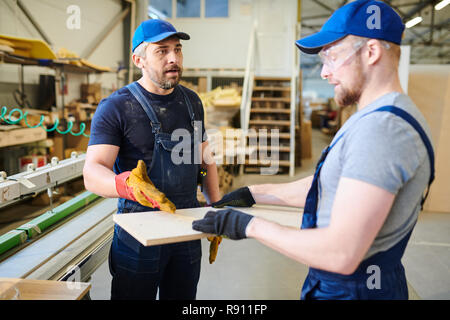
[334,56,366,108]
[146,66,183,90]
[335,83,362,107]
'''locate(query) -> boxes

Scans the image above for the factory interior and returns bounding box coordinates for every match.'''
[0,0,449,301]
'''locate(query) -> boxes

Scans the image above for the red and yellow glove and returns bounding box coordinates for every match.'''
[115,160,176,213]
[207,236,222,264]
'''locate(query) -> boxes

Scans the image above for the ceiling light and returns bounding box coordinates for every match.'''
[435,0,450,10]
[405,16,423,28]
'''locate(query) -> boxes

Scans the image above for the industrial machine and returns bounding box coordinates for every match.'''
[0,153,115,295]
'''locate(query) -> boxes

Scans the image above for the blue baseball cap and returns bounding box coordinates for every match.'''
[132,19,190,52]
[296,0,405,54]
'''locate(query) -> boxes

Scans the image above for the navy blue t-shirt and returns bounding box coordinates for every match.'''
[88,83,206,174]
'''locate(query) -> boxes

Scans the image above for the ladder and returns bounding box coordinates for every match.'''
[243,77,296,176]
[239,22,299,177]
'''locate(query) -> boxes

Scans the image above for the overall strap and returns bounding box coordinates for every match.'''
[126,82,161,134]
[367,106,435,208]
[301,105,435,229]
[178,85,196,129]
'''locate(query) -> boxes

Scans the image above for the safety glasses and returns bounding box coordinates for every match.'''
[318,38,369,72]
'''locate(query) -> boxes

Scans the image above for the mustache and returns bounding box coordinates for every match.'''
[164,66,181,73]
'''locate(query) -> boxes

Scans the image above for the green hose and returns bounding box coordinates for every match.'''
[1,106,90,137]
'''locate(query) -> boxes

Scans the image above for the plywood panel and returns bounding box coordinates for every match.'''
[0,278,90,300]
[426,78,450,212]
[409,66,450,213]
[113,205,302,246]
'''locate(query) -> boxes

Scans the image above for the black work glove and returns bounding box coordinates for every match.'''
[212,187,256,208]
[192,208,254,240]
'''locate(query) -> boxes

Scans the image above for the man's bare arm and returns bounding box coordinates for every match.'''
[249,175,314,208]
[246,177,395,274]
[83,144,120,198]
[201,140,220,204]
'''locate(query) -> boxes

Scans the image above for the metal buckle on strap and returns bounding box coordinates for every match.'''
[150,122,161,133]
[191,120,197,131]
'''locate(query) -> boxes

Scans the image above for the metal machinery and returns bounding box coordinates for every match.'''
[0,153,115,293]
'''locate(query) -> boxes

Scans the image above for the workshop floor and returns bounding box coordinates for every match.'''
[89,129,450,300]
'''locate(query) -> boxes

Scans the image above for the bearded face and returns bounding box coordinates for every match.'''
[334,53,366,108]
[136,37,184,91]
[145,64,183,90]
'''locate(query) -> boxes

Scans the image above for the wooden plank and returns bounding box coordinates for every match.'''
[255,146,291,152]
[0,127,47,148]
[247,132,291,139]
[113,205,302,247]
[251,97,290,102]
[253,86,290,91]
[301,120,312,159]
[0,278,90,300]
[254,77,290,81]
[251,108,291,114]
[249,120,291,126]
[244,160,291,167]
[409,67,450,213]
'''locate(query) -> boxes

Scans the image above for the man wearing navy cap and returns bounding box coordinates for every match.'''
[193,0,435,300]
[84,19,220,299]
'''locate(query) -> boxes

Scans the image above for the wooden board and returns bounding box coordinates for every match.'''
[409,66,450,213]
[113,205,302,246]
[0,35,57,60]
[0,278,90,300]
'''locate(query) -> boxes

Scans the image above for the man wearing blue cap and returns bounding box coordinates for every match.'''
[84,19,220,299]
[192,0,435,300]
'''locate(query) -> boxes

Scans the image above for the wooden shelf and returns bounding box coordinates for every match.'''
[0,127,47,149]
[247,132,291,139]
[254,77,290,81]
[245,160,291,167]
[251,97,290,102]
[254,146,291,152]
[245,76,295,175]
[251,108,291,114]
[0,52,109,74]
[253,86,290,92]
[249,120,291,126]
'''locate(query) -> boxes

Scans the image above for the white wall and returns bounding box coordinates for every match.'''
[167,0,298,77]
[0,0,125,94]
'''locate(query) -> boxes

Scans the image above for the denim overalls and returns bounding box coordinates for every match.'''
[109,82,202,300]
[300,106,435,300]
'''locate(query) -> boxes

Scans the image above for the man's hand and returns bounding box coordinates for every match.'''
[115,160,176,213]
[211,187,256,208]
[192,208,254,240]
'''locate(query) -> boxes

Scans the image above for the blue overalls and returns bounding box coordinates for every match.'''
[300,106,435,300]
[109,82,202,300]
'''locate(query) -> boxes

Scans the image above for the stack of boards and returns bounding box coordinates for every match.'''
[0,35,56,59]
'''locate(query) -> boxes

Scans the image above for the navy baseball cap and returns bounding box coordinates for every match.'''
[132,19,190,52]
[296,0,405,54]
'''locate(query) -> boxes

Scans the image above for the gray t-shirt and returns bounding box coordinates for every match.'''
[318,92,433,259]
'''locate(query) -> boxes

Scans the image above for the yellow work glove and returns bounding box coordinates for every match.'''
[115,160,176,213]
[207,236,222,264]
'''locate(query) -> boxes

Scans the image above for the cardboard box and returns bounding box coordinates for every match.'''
[1,127,47,147]
[0,132,9,148]
[81,83,102,104]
